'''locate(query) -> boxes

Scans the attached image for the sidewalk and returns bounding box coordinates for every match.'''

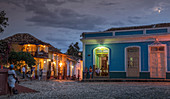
[0,84,37,98]
[15,84,38,94]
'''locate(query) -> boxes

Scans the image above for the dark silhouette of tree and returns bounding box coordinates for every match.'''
[0,11,9,66]
[66,42,81,58]
[0,40,10,65]
[0,11,9,33]
[8,51,36,68]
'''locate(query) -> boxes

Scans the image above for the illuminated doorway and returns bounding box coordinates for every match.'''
[93,47,109,77]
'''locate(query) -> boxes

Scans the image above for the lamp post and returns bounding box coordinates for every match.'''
[59,62,62,79]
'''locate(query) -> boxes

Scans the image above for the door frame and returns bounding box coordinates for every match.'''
[93,46,110,77]
[148,44,167,76]
[125,46,141,77]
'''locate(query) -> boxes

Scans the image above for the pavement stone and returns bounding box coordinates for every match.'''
[1,80,170,99]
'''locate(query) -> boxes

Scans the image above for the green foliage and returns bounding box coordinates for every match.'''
[8,51,36,67]
[66,42,82,58]
[0,40,10,64]
[0,11,9,33]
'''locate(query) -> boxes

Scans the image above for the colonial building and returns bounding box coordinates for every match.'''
[81,23,170,79]
[3,33,82,80]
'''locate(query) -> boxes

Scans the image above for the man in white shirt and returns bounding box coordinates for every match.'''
[22,66,26,79]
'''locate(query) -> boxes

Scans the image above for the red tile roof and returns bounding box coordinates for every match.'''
[106,23,170,31]
[3,33,61,53]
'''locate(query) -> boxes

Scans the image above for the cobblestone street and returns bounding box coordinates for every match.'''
[1,80,170,99]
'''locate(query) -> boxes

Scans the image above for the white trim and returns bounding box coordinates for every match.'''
[112,31,115,36]
[93,49,95,65]
[83,43,85,71]
[148,44,167,77]
[143,29,146,35]
[81,34,170,44]
[168,27,170,33]
[83,27,169,35]
[125,46,141,74]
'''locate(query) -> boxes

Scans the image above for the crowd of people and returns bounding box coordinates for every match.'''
[7,64,44,96]
[84,66,107,79]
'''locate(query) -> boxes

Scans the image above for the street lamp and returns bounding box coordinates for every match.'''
[59,62,62,79]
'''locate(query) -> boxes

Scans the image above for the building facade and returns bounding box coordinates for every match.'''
[81,23,170,79]
[3,33,81,80]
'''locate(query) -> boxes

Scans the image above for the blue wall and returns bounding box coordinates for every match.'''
[115,30,143,36]
[84,32,113,38]
[146,28,168,34]
[85,41,170,72]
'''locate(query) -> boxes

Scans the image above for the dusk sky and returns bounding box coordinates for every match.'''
[0,0,170,52]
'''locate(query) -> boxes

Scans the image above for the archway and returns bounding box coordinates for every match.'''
[93,46,109,77]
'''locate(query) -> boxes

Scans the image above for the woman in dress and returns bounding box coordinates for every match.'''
[89,66,93,79]
[8,64,17,96]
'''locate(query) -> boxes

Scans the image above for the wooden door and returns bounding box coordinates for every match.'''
[126,47,139,77]
[150,46,166,78]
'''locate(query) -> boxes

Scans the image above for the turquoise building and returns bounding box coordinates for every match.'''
[81,23,170,79]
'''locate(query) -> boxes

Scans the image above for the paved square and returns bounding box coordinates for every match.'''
[2,80,170,99]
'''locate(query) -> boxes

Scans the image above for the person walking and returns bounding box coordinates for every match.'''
[8,64,17,96]
[39,69,43,80]
[22,66,26,79]
[89,66,93,79]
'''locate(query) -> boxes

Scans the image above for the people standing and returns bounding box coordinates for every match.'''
[84,67,88,79]
[8,64,17,96]
[89,66,93,79]
[39,69,43,80]
[95,68,100,76]
[97,68,100,76]
[22,66,26,79]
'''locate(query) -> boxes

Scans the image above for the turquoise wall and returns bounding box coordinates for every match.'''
[84,32,113,38]
[115,30,143,36]
[84,28,168,38]
[146,28,167,34]
[85,41,170,72]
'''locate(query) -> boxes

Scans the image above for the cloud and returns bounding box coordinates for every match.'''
[99,1,118,6]
[26,7,105,30]
[45,37,73,42]
[0,0,84,7]
[110,21,125,26]
[0,0,106,30]
[127,16,143,24]
[45,33,80,52]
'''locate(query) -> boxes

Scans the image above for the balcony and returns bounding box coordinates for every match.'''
[28,51,48,58]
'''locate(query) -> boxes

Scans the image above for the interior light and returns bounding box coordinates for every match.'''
[98,46,105,49]
[59,63,62,67]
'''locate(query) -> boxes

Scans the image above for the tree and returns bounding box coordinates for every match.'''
[0,11,9,66]
[0,11,9,33]
[8,51,36,68]
[66,42,82,58]
[0,40,10,65]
